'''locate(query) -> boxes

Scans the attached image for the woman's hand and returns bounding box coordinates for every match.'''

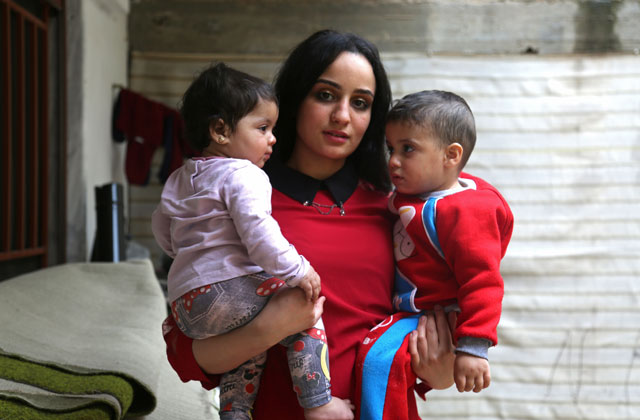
[193,287,324,374]
[408,306,457,390]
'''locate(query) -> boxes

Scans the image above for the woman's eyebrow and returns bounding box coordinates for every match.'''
[315,78,375,98]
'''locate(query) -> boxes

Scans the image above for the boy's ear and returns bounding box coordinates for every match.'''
[444,142,463,167]
[209,119,230,145]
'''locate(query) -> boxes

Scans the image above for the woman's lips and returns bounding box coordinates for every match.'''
[323,130,349,143]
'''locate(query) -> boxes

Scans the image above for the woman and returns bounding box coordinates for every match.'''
[163,29,456,419]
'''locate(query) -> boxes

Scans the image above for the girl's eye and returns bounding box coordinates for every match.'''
[386,145,394,154]
[403,145,414,153]
[352,98,371,110]
[258,125,268,132]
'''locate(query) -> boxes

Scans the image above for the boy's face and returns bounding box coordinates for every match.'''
[385,121,451,196]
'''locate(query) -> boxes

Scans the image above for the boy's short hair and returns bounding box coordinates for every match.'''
[179,62,277,152]
[387,90,476,168]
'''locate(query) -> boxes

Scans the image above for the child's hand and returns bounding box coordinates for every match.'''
[298,265,321,302]
[454,352,491,393]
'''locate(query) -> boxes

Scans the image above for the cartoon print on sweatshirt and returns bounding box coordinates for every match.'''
[392,206,420,312]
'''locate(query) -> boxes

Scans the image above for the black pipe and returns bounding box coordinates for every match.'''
[91,183,126,262]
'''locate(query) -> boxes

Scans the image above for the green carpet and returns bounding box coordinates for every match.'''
[0,260,162,419]
[0,396,112,420]
[0,354,142,418]
[0,260,216,419]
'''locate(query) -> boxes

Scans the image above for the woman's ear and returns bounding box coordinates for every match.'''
[444,143,463,167]
[209,119,230,145]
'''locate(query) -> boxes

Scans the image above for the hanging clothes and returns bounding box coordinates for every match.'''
[112,88,197,185]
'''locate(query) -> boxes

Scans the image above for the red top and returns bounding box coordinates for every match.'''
[390,173,514,345]
[162,163,395,419]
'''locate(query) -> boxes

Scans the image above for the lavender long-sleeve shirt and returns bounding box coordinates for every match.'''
[152,157,309,302]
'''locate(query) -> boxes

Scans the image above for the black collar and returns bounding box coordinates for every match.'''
[264,159,359,206]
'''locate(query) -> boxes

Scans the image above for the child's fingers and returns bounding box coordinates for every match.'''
[483,369,491,390]
[464,375,476,392]
[302,282,314,301]
[314,275,321,301]
[455,374,466,392]
[472,375,484,393]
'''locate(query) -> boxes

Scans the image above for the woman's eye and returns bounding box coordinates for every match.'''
[352,98,371,110]
[316,91,334,101]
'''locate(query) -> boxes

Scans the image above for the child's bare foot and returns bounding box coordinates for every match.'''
[304,397,354,420]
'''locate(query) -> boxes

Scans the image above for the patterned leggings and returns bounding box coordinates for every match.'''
[171,272,331,420]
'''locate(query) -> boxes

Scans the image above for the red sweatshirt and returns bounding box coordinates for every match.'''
[390,173,514,345]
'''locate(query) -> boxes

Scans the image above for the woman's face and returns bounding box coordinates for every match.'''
[290,52,376,178]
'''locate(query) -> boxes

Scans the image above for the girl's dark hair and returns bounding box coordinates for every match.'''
[273,29,392,192]
[387,90,477,168]
[179,62,277,152]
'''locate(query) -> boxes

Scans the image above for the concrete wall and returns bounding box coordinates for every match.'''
[129,0,640,56]
[65,0,129,262]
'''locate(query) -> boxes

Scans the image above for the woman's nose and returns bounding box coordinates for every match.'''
[331,101,350,124]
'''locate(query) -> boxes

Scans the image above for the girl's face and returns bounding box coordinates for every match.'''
[206,99,278,168]
[290,52,376,178]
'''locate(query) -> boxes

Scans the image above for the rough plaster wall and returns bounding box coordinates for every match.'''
[65,0,129,262]
[65,0,85,263]
[129,0,640,55]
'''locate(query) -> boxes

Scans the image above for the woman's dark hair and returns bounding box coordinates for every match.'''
[273,29,392,192]
[179,62,277,152]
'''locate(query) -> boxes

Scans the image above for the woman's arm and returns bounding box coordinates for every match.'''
[192,287,325,374]
[408,306,457,390]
